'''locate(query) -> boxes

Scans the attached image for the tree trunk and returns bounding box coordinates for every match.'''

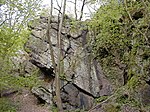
[47,0,57,73]
[46,0,63,111]
[74,0,77,20]
[56,0,67,111]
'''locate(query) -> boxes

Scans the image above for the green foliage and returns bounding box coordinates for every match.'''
[15,69,42,89]
[88,0,150,88]
[0,28,30,57]
[0,98,18,112]
[0,27,33,91]
[127,75,142,90]
[0,0,42,28]
[87,1,150,110]
[96,95,108,103]
[51,105,58,112]
[0,69,41,91]
[60,74,67,80]
[0,0,42,91]
[116,93,140,107]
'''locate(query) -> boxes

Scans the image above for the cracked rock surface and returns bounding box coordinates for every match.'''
[25,16,113,110]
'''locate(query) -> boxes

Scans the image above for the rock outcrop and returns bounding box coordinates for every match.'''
[25,16,113,110]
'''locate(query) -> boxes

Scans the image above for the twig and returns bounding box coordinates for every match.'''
[88,95,114,112]
[88,88,121,112]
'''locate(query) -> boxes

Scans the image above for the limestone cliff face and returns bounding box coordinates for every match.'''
[25,16,113,110]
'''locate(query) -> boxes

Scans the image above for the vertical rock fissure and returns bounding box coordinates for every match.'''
[93,59,103,91]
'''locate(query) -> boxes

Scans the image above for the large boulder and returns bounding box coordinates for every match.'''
[25,16,113,110]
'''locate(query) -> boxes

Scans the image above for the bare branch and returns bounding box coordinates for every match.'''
[54,7,62,14]
[55,0,61,10]
[0,19,9,26]
[79,0,86,20]
[67,1,75,4]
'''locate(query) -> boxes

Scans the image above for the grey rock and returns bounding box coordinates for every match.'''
[121,104,140,112]
[140,84,150,106]
[61,83,94,110]
[25,16,113,110]
[31,86,52,104]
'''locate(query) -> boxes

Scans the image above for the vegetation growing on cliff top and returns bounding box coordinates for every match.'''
[89,0,150,87]
[88,0,150,110]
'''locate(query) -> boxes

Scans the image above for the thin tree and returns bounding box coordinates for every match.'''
[56,0,67,111]
[46,0,64,111]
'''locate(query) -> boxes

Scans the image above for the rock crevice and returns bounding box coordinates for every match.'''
[25,16,113,110]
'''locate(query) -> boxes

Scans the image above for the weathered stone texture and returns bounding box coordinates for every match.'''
[25,16,113,110]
